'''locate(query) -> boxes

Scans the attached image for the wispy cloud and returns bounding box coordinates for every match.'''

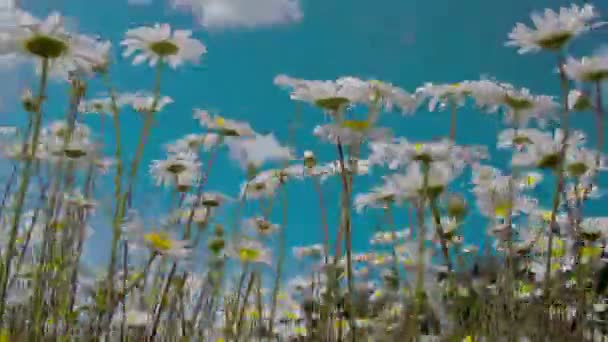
[171,0,302,29]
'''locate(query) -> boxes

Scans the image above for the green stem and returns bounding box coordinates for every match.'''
[0,58,49,323]
[106,62,163,319]
[544,54,570,299]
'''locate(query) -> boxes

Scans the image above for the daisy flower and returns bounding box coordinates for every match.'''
[501,86,559,128]
[506,4,602,53]
[511,129,582,169]
[383,162,456,202]
[240,177,281,200]
[143,231,191,259]
[415,81,472,112]
[229,239,272,265]
[121,23,206,68]
[353,185,398,213]
[194,109,256,137]
[123,92,174,113]
[567,89,592,112]
[369,80,419,114]
[149,151,202,190]
[368,138,411,170]
[0,11,110,77]
[564,49,608,83]
[244,217,280,236]
[165,133,221,153]
[313,121,391,146]
[274,74,374,111]
[565,147,605,177]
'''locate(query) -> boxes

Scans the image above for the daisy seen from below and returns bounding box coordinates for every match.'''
[194,109,256,137]
[143,231,191,259]
[0,11,110,78]
[564,48,608,83]
[121,23,206,68]
[149,151,202,190]
[506,4,603,53]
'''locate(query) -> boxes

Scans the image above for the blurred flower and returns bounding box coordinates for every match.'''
[229,239,272,265]
[121,23,206,68]
[150,151,202,190]
[313,121,391,146]
[415,82,471,112]
[567,89,592,112]
[194,109,255,137]
[244,217,279,236]
[506,4,602,53]
[144,231,191,259]
[0,11,110,78]
[564,49,608,82]
[123,92,174,113]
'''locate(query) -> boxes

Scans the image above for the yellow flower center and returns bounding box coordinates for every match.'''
[341,119,370,132]
[238,247,261,262]
[144,232,173,251]
[494,202,512,218]
[215,116,226,127]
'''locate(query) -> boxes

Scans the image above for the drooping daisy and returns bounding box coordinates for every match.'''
[121,23,206,68]
[194,109,256,137]
[149,151,202,190]
[227,133,292,170]
[506,4,602,54]
[564,49,608,83]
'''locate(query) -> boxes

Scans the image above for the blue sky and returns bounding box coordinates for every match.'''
[3,0,608,269]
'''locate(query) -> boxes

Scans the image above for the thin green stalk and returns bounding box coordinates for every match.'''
[595,81,604,161]
[106,62,163,318]
[268,185,288,335]
[544,54,570,298]
[0,58,49,324]
[335,141,356,339]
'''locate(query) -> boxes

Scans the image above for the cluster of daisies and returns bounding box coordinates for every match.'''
[0,2,607,340]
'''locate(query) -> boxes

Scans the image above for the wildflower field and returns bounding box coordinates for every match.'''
[0,0,608,340]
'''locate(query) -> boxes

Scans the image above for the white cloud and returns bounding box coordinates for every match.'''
[171,0,302,29]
